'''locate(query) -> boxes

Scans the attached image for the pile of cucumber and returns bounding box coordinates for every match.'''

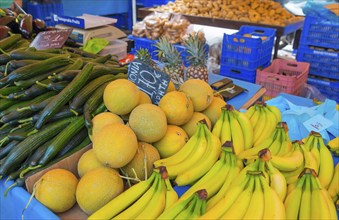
[0,34,128,192]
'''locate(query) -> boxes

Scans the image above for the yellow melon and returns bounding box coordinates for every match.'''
[77,149,104,177]
[91,112,124,138]
[166,81,176,93]
[138,91,152,105]
[201,95,226,127]
[181,112,212,137]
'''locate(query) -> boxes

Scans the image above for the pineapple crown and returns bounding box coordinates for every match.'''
[183,33,207,67]
[136,48,152,62]
[155,37,183,67]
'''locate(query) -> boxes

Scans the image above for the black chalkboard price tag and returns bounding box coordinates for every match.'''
[30,29,73,50]
[128,60,170,105]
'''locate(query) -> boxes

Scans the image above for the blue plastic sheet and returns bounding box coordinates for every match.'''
[266,96,339,143]
[303,0,339,21]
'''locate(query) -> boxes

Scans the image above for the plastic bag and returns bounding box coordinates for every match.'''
[144,12,171,40]
[299,83,327,102]
[207,37,222,74]
[302,1,339,21]
[132,21,146,38]
[181,30,206,45]
[162,14,191,44]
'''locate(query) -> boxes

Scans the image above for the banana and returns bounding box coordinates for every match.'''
[256,106,277,147]
[267,105,282,122]
[206,155,241,210]
[316,136,334,189]
[220,175,255,219]
[229,110,245,155]
[88,171,157,220]
[269,128,283,155]
[237,136,274,160]
[212,109,224,138]
[328,163,339,202]
[220,110,232,144]
[260,173,286,219]
[271,144,304,172]
[199,174,250,219]
[281,163,305,185]
[135,176,166,220]
[233,110,254,150]
[301,144,319,174]
[309,140,320,172]
[321,187,338,220]
[112,174,160,219]
[298,174,312,220]
[266,160,287,201]
[191,196,205,219]
[154,124,200,167]
[179,150,228,201]
[253,107,267,146]
[327,136,339,153]
[277,129,292,156]
[164,177,178,211]
[310,172,332,220]
[242,175,265,219]
[304,133,316,151]
[166,124,207,178]
[244,105,256,119]
[157,192,196,220]
[249,105,261,128]
[174,196,198,220]
[174,126,221,186]
[284,174,306,219]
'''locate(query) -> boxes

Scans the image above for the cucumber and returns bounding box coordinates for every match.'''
[17,96,55,112]
[50,70,80,82]
[27,138,56,167]
[91,54,112,64]
[9,50,69,60]
[35,63,93,129]
[0,34,22,51]
[0,86,24,96]
[46,81,69,92]
[66,58,83,70]
[38,116,85,165]
[8,60,39,69]
[0,117,76,177]
[7,124,35,141]
[0,54,10,65]
[56,127,88,157]
[64,47,99,58]
[0,99,19,112]
[0,140,19,160]
[89,65,127,80]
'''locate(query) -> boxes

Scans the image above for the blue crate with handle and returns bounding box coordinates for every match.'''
[27,2,63,26]
[220,62,270,83]
[307,75,339,103]
[221,25,276,69]
[137,0,172,7]
[296,44,339,80]
[300,15,339,50]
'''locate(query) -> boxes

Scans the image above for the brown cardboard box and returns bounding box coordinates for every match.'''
[25,145,92,220]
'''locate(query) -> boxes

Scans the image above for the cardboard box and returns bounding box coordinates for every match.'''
[25,145,92,220]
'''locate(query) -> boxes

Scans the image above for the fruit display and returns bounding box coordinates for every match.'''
[152,0,303,26]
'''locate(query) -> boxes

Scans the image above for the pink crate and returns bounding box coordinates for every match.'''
[256,59,310,98]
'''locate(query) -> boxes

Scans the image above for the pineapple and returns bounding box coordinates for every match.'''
[184,34,208,82]
[136,48,160,71]
[155,37,184,88]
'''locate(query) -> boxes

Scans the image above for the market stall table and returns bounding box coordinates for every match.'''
[137,7,305,59]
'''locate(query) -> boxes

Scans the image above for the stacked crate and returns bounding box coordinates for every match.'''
[220,25,276,83]
[296,15,339,103]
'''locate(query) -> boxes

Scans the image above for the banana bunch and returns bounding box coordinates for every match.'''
[328,163,339,204]
[327,136,339,156]
[200,171,286,219]
[212,104,253,155]
[154,121,221,186]
[88,167,178,220]
[284,168,337,220]
[245,102,281,147]
[179,142,243,201]
[238,122,292,160]
[157,189,207,219]
[301,131,334,189]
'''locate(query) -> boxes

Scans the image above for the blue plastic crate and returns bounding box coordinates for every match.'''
[296,44,339,80]
[27,2,63,26]
[221,25,276,68]
[300,15,339,50]
[307,76,339,103]
[220,63,270,83]
[137,0,172,7]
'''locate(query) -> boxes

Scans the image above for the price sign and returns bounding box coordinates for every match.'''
[128,60,170,105]
[303,114,333,133]
[30,29,73,50]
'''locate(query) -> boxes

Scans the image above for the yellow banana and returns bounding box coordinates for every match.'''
[179,150,228,201]
[233,110,254,150]
[135,176,166,220]
[212,110,224,138]
[164,177,178,211]
[267,105,282,122]
[199,174,250,219]
[269,128,283,155]
[174,126,221,186]
[244,105,256,119]
[256,106,277,147]
[316,136,334,189]
[88,171,156,220]
[304,133,316,151]
[166,125,207,178]
[328,163,339,202]
[154,124,200,167]
[249,106,261,128]
[242,175,265,219]
[266,160,287,201]
[175,196,198,220]
[271,144,304,172]
[298,174,312,220]
[301,144,319,174]
[327,136,339,153]
[220,175,255,219]
[113,174,160,219]
[284,174,306,219]
[253,107,267,146]
[310,172,332,220]
[229,110,245,154]
[310,140,320,171]
[220,110,232,145]
[277,126,292,156]
[237,136,274,160]
[321,187,338,220]
[260,173,286,219]
[281,163,305,185]
[191,195,206,219]
[157,192,196,220]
